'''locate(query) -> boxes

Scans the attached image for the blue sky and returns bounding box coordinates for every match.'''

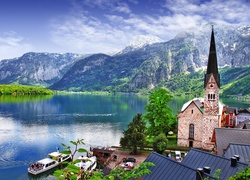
[0,0,250,60]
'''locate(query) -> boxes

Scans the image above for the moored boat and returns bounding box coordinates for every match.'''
[28,151,71,175]
[28,158,59,175]
[74,156,97,171]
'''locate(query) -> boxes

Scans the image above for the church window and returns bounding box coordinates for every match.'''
[191,109,193,114]
[189,124,194,140]
[208,93,216,100]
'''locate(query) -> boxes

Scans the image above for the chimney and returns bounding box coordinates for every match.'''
[196,168,204,180]
[231,157,237,167]
[234,155,240,161]
[203,166,211,174]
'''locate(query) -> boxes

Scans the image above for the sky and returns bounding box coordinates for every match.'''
[0,0,250,60]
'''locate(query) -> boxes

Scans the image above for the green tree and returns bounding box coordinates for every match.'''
[54,139,88,179]
[152,133,168,154]
[143,88,175,137]
[88,162,155,180]
[61,139,87,163]
[120,113,146,154]
[228,165,250,180]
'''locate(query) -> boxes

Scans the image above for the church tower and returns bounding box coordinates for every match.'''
[202,26,221,150]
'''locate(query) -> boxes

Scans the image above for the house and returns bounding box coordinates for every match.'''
[224,107,238,128]
[236,108,250,125]
[143,149,248,180]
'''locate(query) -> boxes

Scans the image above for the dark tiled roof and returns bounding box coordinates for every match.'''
[214,128,250,156]
[226,107,237,114]
[235,119,250,129]
[224,143,250,164]
[182,148,248,180]
[238,108,250,113]
[142,152,199,180]
[245,124,250,129]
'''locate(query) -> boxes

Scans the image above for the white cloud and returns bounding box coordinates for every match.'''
[0,31,33,60]
[114,2,131,14]
[49,0,250,55]
[164,0,250,25]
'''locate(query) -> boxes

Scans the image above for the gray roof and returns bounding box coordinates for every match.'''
[224,143,250,164]
[226,107,237,114]
[214,128,250,156]
[245,124,250,129]
[235,119,250,129]
[238,108,250,113]
[182,148,248,180]
[142,152,202,180]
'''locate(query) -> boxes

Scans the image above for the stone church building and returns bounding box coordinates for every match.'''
[177,27,226,151]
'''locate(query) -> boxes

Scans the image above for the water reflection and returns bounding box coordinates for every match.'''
[0,94,249,179]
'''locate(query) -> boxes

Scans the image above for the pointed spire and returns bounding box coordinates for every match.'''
[206,25,218,74]
[204,25,220,88]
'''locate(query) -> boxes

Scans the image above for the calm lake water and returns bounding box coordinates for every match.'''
[0,94,249,179]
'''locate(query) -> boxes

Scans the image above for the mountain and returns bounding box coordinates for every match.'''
[0,52,86,86]
[119,35,164,54]
[1,24,250,96]
[50,24,250,96]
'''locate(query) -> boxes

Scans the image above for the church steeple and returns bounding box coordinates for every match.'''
[204,25,220,88]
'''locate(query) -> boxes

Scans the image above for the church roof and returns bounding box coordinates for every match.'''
[204,26,220,88]
[180,97,225,115]
[181,97,204,112]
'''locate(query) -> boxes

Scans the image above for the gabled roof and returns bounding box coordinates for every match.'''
[224,143,250,164]
[226,107,238,114]
[182,148,248,180]
[238,108,250,114]
[235,119,250,129]
[214,128,250,156]
[142,152,210,180]
[180,97,204,113]
[179,97,225,116]
[244,123,250,129]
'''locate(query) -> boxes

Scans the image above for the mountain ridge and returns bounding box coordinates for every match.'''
[0,24,250,97]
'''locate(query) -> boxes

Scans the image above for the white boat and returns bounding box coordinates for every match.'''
[48,151,71,163]
[28,152,71,175]
[74,156,97,171]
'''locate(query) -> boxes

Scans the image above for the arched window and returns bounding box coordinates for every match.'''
[189,124,194,140]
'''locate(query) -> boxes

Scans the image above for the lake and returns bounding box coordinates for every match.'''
[0,94,249,179]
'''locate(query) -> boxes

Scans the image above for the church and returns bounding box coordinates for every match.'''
[177,26,227,151]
